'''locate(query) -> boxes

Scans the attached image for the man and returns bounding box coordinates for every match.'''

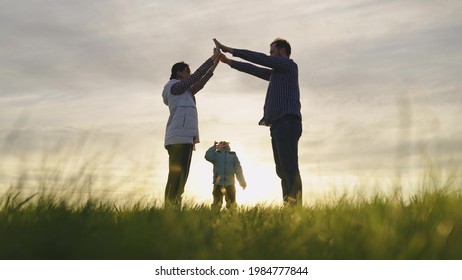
[214,38,302,206]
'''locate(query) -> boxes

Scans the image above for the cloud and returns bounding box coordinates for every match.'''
[1,0,461,195]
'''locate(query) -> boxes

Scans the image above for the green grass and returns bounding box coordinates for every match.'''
[1,181,461,260]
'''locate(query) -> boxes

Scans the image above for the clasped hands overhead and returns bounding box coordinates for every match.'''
[212,38,232,64]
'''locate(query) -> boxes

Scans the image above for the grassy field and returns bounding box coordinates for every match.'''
[1,176,461,260]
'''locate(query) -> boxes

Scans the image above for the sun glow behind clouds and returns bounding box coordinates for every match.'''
[1,0,462,206]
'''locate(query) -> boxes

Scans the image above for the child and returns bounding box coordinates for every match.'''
[205,141,247,210]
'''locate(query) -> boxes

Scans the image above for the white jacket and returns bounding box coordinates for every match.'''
[162,79,199,147]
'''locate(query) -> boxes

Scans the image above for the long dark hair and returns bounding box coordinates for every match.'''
[170,62,189,80]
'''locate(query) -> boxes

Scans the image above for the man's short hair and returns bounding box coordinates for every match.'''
[271,38,291,57]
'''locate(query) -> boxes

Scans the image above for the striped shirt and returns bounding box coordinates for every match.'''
[231,49,301,126]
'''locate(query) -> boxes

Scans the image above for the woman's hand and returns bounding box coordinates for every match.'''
[211,45,222,61]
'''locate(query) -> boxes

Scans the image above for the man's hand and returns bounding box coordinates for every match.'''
[213,38,233,54]
[219,53,231,65]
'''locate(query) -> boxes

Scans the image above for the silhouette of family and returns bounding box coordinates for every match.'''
[162,38,302,209]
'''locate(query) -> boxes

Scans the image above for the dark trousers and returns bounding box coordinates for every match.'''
[270,116,303,205]
[212,184,236,210]
[165,144,193,207]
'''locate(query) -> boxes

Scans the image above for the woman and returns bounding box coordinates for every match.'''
[162,46,221,207]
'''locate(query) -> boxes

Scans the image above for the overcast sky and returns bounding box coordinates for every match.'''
[1,0,461,204]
